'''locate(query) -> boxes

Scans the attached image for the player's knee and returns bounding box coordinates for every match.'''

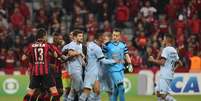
[27,89,35,96]
[49,86,58,95]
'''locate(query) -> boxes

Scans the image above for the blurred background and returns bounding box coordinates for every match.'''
[0,0,201,101]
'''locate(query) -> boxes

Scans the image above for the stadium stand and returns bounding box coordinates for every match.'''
[0,0,201,75]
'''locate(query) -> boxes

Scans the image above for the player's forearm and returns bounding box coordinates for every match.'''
[152,59,165,65]
[100,58,116,64]
[175,60,183,69]
[125,54,132,64]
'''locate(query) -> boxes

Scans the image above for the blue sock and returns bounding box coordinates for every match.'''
[111,86,118,101]
[118,84,125,101]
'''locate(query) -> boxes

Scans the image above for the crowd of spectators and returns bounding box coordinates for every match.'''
[0,0,201,74]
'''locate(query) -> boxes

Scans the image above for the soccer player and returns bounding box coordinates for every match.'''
[103,28,133,101]
[62,30,85,101]
[79,32,120,101]
[22,28,60,101]
[148,34,182,101]
[49,33,64,99]
[99,32,114,99]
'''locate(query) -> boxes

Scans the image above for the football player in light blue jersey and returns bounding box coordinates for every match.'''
[79,32,120,101]
[99,32,114,100]
[103,29,133,101]
[149,34,182,101]
[62,30,85,101]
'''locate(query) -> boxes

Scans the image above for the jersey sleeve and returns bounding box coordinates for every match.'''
[161,48,168,59]
[95,47,105,59]
[102,44,108,53]
[50,44,62,56]
[62,44,68,52]
[95,47,116,64]
[123,43,128,54]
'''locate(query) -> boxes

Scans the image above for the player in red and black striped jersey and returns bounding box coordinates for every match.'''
[23,28,60,101]
[49,33,65,99]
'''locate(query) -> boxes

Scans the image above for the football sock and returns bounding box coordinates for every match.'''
[165,95,176,101]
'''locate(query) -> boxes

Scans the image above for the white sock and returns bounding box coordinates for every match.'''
[79,93,88,101]
[88,92,95,101]
[67,90,75,101]
[165,95,176,101]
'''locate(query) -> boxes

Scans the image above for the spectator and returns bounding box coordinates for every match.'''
[140,1,157,17]
[0,13,8,30]
[97,1,111,22]
[22,19,33,37]
[115,0,129,28]
[86,13,98,36]
[174,14,186,46]
[188,14,201,35]
[35,8,48,27]
[73,16,85,30]
[4,49,15,74]
[127,0,140,18]
[164,0,178,21]
[130,50,143,68]
[158,14,169,36]
[10,6,25,32]
[19,0,30,19]
[0,48,6,69]
[50,10,61,34]
[103,20,112,32]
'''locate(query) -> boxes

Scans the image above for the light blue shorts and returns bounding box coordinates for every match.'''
[70,73,83,91]
[83,73,98,89]
[110,70,124,86]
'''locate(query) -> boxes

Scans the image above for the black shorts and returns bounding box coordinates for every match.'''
[54,73,63,89]
[29,74,56,89]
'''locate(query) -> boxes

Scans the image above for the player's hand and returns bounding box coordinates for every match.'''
[127,64,133,72]
[148,56,154,62]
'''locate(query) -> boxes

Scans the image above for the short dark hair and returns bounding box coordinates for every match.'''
[94,30,104,39]
[113,28,121,33]
[165,34,174,39]
[72,30,83,37]
[36,28,46,39]
[53,32,60,36]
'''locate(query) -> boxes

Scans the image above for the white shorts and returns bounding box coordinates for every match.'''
[70,73,83,91]
[156,78,172,94]
[83,73,98,89]
[99,71,113,92]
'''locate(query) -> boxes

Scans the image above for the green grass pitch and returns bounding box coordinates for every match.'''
[1,95,201,101]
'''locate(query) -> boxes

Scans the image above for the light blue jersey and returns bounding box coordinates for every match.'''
[160,46,179,79]
[62,41,83,74]
[84,41,116,89]
[103,41,128,72]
